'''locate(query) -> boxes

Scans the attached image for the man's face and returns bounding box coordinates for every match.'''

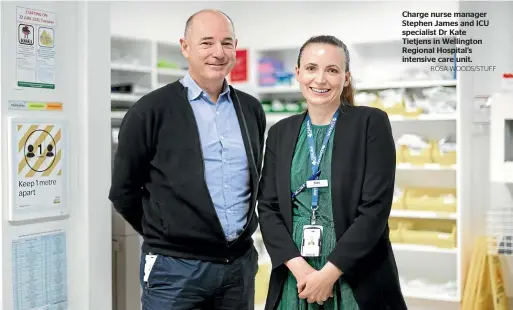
[180,12,238,83]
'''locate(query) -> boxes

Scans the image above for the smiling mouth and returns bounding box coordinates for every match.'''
[310,87,330,94]
[208,63,226,67]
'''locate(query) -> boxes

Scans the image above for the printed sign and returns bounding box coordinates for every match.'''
[8,118,68,221]
[16,7,57,89]
[12,229,68,310]
[9,100,63,111]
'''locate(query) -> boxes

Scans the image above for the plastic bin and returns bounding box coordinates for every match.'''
[392,188,405,210]
[376,94,405,115]
[401,219,457,248]
[388,218,414,243]
[397,142,433,165]
[402,106,423,118]
[404,187,457,213]
[382,102,405,115]
[396,145,404,164]
[432,143,457,166]
[389,218,402,243]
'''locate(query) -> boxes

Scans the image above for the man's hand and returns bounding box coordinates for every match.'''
[297,262,342,304]
[285,257,317,284]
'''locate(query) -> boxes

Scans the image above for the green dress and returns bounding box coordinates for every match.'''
[276,121,359,310]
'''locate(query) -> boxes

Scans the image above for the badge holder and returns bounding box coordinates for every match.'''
[301,210,323,257]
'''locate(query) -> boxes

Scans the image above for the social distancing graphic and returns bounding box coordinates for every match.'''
[17,124,62,178]
[9,119,68,222]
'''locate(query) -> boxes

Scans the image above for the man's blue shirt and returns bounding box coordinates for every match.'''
[180,72,250,241]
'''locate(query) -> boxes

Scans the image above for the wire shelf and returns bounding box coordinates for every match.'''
[487,207,513,256]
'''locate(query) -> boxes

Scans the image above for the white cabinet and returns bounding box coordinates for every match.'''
[112,234,144,310]
[490,92,513,183]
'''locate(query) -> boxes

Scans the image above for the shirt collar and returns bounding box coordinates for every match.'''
[181,71,231,102]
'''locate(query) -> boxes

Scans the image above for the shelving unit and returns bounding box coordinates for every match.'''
[390,209,457,220]
[110,35,187,125]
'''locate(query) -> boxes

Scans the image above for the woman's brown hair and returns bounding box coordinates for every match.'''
[296,35,355,106]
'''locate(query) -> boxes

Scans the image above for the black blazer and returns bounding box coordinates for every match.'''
[257,105,407,310]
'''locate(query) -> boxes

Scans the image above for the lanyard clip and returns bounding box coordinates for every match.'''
[311,209,317,225]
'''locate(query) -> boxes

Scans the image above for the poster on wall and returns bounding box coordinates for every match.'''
[16,6,57,89]
[12,229,68,310]
[229,49,248,83]
[8,117,69,222]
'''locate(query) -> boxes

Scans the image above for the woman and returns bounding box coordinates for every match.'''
[257,35,407,310]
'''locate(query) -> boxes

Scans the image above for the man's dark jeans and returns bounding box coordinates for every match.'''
[139,246,259,310]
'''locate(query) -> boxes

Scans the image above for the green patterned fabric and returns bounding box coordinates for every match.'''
[276,121,359,310]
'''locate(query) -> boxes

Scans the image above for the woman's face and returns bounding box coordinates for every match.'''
[295,43,350,107]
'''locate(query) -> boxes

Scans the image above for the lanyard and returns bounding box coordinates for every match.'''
[291,170,321,199]
[306,110,339,224]
[290,110,339,224]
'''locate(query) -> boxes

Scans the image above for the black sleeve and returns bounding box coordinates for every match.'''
[108,107,152,235]
[327,109,396,273]
[257,125,301,269]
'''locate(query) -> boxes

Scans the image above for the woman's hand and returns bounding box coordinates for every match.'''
[285,257,317,285]
[297,262,342,304]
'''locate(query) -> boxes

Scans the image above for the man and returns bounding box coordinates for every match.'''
[109,9,266,310]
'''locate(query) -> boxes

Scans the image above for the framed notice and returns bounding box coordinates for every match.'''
[7,117,69,222]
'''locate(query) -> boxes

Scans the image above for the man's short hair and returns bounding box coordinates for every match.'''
[184,9,235,38]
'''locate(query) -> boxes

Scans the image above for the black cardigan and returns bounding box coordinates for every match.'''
[257,105,407,310]
[109,80,266,263]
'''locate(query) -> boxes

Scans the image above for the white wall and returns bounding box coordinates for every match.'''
[1,1,112,309]
[111,1,458,48]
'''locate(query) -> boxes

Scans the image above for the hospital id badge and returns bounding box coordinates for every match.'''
[301,225,323,257]
[306,179,328,188]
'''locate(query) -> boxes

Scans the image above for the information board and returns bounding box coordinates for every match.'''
[12,229,68,310]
